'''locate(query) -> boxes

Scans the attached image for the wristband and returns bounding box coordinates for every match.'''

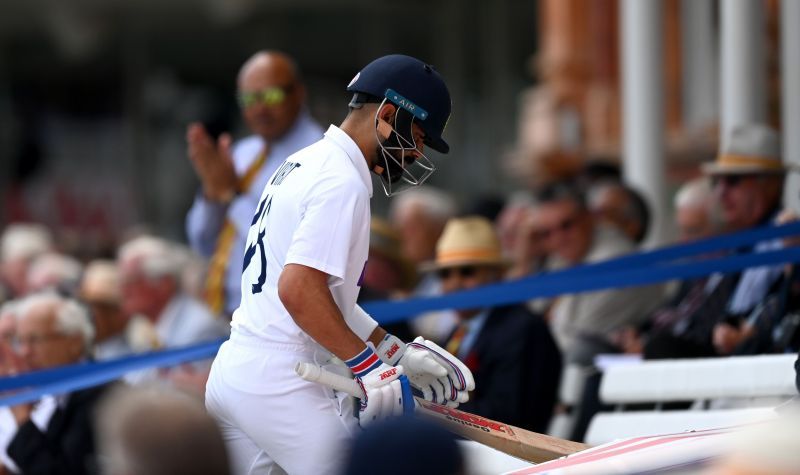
[345,347,383,378]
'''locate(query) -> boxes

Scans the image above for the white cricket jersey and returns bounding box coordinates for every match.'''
[231,125,374,351]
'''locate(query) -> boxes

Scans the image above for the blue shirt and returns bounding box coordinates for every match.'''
[186,110,323,314]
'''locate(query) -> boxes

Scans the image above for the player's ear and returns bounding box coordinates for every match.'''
[376,103,397,141]
[377,103,397,123]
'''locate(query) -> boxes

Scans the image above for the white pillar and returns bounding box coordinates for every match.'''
[621,0,669,246]
[681,0,717,129]
[782,0,800,211]
[720,0,767,147]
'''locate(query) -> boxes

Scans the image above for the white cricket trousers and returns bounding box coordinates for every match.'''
[206,333,359,475]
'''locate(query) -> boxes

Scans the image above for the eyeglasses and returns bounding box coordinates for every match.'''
[12,333,66,350]
[534,216,578,240]
[237,85,294,108]
[437,265,478,280]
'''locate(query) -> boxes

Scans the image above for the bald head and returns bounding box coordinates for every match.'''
[238,51,306,141]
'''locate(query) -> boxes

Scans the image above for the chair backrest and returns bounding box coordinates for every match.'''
[600,354,798,405]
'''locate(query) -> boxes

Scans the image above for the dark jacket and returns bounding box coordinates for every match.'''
[8,383,113,475]
[455,305,562,433]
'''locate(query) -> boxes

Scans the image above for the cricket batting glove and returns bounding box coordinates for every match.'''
[345,347,413,428]
[377,334,475,408]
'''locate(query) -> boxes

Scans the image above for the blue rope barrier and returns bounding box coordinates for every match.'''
[1,222,799,405]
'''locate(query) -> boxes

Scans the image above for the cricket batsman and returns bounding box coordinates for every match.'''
[205,54,475,474]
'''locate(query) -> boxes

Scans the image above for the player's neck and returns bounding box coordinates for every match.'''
[339,114,379,169]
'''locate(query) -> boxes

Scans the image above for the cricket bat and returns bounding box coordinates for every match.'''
[294,362,588,464]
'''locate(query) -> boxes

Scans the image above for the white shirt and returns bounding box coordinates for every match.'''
[186,111,323,314]
[231,125,378,350]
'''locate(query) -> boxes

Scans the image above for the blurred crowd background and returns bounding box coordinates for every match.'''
[0,0,799,474]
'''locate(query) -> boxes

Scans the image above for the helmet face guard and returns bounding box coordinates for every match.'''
[373,94,436,197]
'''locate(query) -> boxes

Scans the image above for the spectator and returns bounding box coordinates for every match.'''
[186,50,323,317]
[389,186,458,342]
[358,217,416,342]
[612,177,730,360]
[0,224,53,299]
[117,236,228,389]
[532,182,664,366]
[80,260,131,361]
[703,124,788,355]
[674,177,720,242]
[495,192,548,280]
[7,292,111,475]
[26,252,83,296]
[587,181,651,245]
[0,302,21,376]
[434,217,562,432]
[95,385,230,475]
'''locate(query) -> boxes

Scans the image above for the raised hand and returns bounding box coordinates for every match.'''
[186,122,238,202]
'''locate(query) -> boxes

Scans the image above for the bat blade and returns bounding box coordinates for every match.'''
[294,362,588,464]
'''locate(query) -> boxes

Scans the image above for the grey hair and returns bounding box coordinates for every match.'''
[674,177,724,230]
[118,236,184,280]
[674,177,713,210]
[389,185,458,224]
[17,292,94,353]
[0,223,53,263]
[26,252,84,293]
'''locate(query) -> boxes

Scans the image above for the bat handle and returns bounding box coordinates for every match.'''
[294,361,365,399]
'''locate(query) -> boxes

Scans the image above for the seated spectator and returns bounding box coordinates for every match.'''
[357,217,416,342]
[95,385,230,475]
[433,216,561,432]
[26,252,83,296]
[495,192,546,280]
[673,177,720,243]
[703,124,789,355]
[587,181,651,246]
[531,182,664,366]
[6,292,113,475]
[0,302,21,376]
[117,236,229,390]
[80,260,132,361]
[0,224,53,299]
[613,177,733,360]
[341,417,463,475]
[389,186,459,343]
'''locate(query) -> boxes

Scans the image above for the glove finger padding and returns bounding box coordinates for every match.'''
[403,338,475,406]
[357,363,406,428]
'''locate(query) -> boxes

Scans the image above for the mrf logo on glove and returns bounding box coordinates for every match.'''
[386,342,401,360]
[346,346,411,428]
[379,367,398,380]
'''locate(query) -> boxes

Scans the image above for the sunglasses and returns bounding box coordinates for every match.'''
[534,216,578,240]
[237,85,294,108]
[436,265,478,280]
[711,175,752,188]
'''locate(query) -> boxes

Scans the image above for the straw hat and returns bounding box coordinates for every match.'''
[702,124,784,175]
[421,216,509,272]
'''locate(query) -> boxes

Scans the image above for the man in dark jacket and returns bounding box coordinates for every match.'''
[7,292,111,475]
[433,216,562,433]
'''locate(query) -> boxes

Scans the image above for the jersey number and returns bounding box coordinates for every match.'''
[242,194,272,294]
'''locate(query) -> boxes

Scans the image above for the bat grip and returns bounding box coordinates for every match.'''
[294,361,365,399]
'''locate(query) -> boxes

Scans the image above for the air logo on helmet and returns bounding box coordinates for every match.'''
[385,89,428,121]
